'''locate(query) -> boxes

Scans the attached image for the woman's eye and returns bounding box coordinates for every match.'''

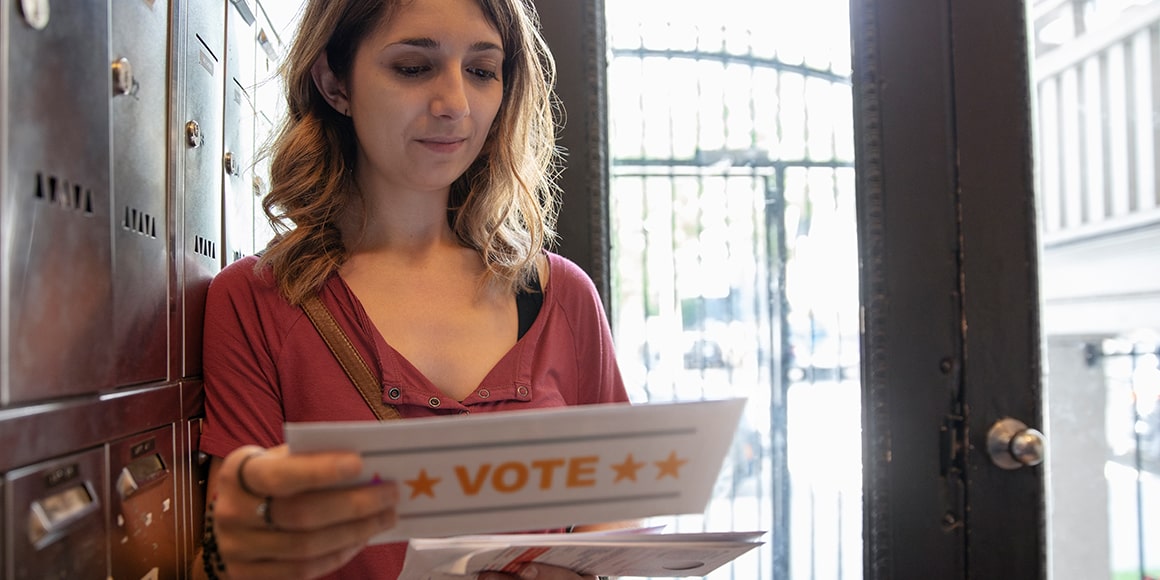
[395,65,430,77]
[467,67,499,81]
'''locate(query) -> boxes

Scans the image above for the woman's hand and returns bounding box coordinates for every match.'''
[205,444,398,579]
[477,564,600,580]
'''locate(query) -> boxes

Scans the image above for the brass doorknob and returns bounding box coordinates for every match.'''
[986,418,1045,470]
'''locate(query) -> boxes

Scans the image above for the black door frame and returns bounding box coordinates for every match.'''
[853,0,1046,578]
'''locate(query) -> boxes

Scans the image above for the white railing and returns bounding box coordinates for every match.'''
[1034,3,1160,245]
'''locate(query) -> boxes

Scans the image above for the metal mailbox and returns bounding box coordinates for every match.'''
[2,0,114,404]
[112,0,172,388]
[183,417,211,570]
[109,425,179,580]
[224,0,257,265]
[0,0,296,576]
[6,447,108,579]
[252,15,284,253]
[178,0,226,378]
[250,16,281,251]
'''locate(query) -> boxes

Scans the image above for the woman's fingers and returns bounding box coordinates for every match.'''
[213,474,398,532]
[208,444,401,579]
[215,543,365,580]
[214,444,399,534]
[265,482,399,531]
[216,508,394,562]
[222,444,366,498]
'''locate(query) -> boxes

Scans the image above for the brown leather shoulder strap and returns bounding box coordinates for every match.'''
[301,293,401,421]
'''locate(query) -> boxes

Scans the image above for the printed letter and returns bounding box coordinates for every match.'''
[566,456,599,488]
[455,464,491,496]
[531,458,566,489]
[492,461,530,493]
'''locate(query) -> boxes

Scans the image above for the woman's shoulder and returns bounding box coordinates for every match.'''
[210,255,273,293]
[545,252,591,286]
[544,251,602,305]
[206,255,292,314]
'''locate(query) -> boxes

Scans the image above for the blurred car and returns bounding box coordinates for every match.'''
[787,320,859,382]
[684,335,728,369]
[714,418,767,497]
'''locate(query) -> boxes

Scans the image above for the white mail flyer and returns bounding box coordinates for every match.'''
[284,398,747,542]
[396,529,766,580]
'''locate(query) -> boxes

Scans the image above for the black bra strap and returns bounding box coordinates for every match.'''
[515,271,543,339]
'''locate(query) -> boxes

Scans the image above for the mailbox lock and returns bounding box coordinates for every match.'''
[20,0,50,30]
[111,58,135,96]
[185,121,203,148]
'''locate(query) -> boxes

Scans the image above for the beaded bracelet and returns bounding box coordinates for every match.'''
[202,500,227,580]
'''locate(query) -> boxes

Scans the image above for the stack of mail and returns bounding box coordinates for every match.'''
[397,529,766,580]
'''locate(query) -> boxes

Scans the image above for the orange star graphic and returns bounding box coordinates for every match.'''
[611,453,646,483]
[654,451,688,480]
[404,468,441,499]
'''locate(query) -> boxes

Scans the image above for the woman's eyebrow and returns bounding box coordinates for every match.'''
[469,41,503,54]
[392,37,438,49]
[388,38,503,54]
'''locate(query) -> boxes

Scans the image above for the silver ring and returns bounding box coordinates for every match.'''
[237,450,263,498]
[256,496,275,529]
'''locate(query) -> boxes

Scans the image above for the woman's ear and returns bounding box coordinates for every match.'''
[311,52,351,116]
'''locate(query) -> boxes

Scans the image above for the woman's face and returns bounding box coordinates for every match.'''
[345,0,504,198]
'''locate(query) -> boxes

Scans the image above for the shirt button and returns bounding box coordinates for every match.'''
[387,387,401,400]
[516,385,530,398]
[478,388,491,399]
[428,397,441,408]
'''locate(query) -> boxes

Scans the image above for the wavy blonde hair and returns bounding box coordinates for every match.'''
[258,0,561,305]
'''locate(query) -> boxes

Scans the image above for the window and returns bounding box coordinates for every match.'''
[605,2,860,577]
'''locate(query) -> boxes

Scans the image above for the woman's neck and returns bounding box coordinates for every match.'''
[339,182,457,256]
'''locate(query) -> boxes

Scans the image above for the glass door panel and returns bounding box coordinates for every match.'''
[1031,1,1160,578]
[605,1,860,578]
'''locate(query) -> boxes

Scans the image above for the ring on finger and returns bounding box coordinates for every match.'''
[236,450,264,498]
[255,495,277,530]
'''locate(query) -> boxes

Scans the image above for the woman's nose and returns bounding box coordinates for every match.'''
[430,70,470,120]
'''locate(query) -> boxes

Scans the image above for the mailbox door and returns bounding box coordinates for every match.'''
[6,448,108,579]
[2,0,113,404]
[112,0,171,387]
[223,0,256,266]
[109,425,179,580]
[178,0,226,378]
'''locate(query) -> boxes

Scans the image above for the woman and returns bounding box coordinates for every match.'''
[197,0,629,578]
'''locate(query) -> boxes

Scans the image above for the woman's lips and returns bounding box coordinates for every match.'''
[417,137,467,153]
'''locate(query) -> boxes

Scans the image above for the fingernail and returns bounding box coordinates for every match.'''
[518,565,539,579]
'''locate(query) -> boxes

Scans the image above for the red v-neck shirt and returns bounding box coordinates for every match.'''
[200,252,628,579]
[202,252,628,452]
